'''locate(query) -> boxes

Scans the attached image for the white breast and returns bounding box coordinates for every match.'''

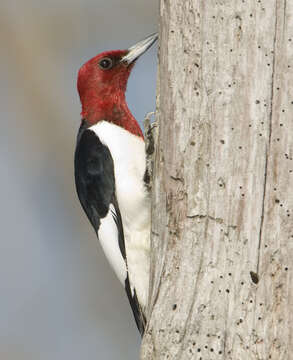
[90,121,150,308]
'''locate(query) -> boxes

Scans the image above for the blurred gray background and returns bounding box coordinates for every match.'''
[0,1,157,359]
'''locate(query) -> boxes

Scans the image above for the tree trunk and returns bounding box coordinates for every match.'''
[141,0,293,359]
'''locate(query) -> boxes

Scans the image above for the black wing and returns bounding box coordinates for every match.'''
[74,121,145,335]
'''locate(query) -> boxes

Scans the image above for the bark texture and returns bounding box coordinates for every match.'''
[141,0,293,359]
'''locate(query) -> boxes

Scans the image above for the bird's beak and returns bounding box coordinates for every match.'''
[121,33,158,65]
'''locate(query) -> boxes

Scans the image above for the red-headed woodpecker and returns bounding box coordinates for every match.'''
[75,34,157,335]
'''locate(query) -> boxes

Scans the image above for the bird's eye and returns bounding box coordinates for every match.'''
[98,57,113,70]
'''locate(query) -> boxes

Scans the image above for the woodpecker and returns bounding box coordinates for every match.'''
[74,33,157,335]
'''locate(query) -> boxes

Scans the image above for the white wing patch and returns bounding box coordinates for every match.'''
[98,204,127,284]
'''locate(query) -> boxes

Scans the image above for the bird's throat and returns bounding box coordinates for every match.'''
[81,93,143,139]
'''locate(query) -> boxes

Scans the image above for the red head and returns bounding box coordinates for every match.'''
[77,34,158,138]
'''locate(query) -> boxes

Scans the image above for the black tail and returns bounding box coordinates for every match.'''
[125,275,146,336]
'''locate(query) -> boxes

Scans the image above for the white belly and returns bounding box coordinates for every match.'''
[90,121,150,308]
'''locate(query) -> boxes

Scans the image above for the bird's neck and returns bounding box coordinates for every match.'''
[81,90,144,139]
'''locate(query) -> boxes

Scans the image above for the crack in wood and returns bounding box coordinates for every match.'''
[257,2,278,274]
[186,214,223,223]
[186,214,234,226]
[186,214,237,239]
[170,175,184,183]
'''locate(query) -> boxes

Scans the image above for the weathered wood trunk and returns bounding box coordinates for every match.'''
[141,0,293,359]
